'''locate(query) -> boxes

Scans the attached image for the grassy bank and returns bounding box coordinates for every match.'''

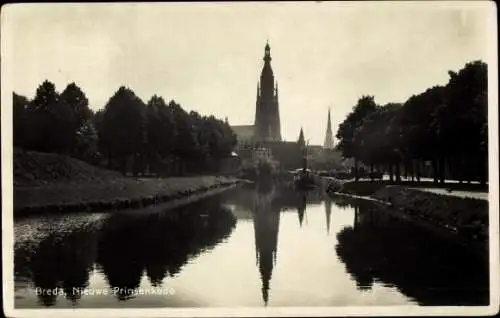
[14,176,241,217]
[326,179,488,245]
[13,149,244,216]
[14,148,122,187]
[332,179,487,197]
[372,186,488,243]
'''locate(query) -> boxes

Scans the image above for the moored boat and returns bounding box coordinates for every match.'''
[294,169,317,189]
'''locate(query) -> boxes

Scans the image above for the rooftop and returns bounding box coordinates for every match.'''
[231,125,254,140]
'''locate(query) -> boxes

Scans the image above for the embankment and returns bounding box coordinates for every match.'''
[13,149,244,217]
[326,179,488,245]
[15,176,242,217]
[372,185,488,242]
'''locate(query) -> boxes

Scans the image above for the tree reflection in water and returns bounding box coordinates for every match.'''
[334,197,489,306]
[14,198,236,305]
[14,221,99,306]
[96,198,237,301]
[15,183,486,308]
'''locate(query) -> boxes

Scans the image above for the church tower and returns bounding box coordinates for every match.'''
[254,41,282,142]
[324,108,334,149]
[298,127,305,149]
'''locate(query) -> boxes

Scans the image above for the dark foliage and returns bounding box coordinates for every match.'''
[13,81,237,176]
[336,61,488,185]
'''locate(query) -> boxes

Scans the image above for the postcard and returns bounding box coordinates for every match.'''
[1,1,498,317]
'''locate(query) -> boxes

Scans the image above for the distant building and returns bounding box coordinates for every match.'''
[307,145,324,156]
[231,124,254,154]
[324,108,334,149]
[298,127,305,149]
[252,147,273,161]
[302,110,344,171]
[255,41,281,142]
[230,42,302,170]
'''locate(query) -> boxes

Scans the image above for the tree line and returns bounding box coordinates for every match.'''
[13,81,237,176]
[336,60,488,185]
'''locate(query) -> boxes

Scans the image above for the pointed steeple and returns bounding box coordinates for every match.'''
[327,108,331,130]
[324,107,334,149]
[298,127,305,148]
[264,40,271,62]
[255,40,280,142]
[260,41,274,81]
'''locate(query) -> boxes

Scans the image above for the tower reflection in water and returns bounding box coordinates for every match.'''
[252,182,280,306]
[16,183,487,308]
[324,197,332,235]
[296,191,306,228]
[250,182,325,306]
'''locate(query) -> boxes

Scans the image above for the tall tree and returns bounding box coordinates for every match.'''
[28,80,75,153]
[337,60,488,186]
[60,83,92,129]
[99,86,147,174]
[13,93,29,148]
[215,116,237,157]
[145,95,177,174]
[336,95,378,181]
[189,111,211,171]
[439,61,488,184]
[60,82,92,153]
[353,103,401,179]
[74,119,99,164]
[29,80,59,152]
[167,100,199,175]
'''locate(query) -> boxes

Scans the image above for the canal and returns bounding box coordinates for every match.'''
[14,183,489,308]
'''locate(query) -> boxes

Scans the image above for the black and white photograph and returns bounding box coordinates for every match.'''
[1,1,498,317]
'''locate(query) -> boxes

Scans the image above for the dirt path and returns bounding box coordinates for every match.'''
[411,188,488,201]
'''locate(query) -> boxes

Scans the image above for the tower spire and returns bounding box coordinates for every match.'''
[324,106,334,149]
[255,40,280,142]
[298,127,305,148]
[264,40,271,62]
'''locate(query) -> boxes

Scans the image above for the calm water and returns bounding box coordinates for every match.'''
[14,183,489,308]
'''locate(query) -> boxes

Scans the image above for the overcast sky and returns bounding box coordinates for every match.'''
[2,2,494,145]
